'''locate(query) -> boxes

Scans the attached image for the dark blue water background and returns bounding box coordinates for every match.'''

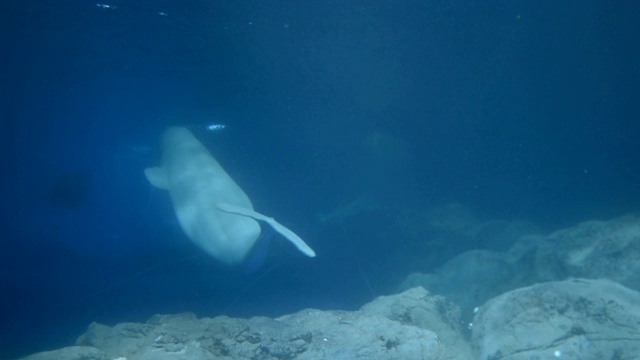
[1,1,639,358]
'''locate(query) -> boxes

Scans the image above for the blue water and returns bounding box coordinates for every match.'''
[1,1,639,358]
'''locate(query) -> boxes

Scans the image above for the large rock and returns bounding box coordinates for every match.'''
[536,214,640,291]
[22,288,461,360]
[359,287,473,360]
[18,346,108,360]
[397,243,539,320]
[472,279,640,360]
[397,214,640,321]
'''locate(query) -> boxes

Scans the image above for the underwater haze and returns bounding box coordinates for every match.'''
[1,0,639,358]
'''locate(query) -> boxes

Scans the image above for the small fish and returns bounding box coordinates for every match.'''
[96,4,116,9]
[206,124,226,131]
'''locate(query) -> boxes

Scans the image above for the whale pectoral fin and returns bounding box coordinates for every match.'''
[217,202,316,258]
[144,167,170,190]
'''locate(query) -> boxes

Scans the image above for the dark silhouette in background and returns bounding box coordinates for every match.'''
[44,172,92,209]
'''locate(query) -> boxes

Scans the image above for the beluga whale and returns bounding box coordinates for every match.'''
[144,126,316,266]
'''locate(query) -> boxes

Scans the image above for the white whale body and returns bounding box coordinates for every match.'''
[144,127,315,265]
